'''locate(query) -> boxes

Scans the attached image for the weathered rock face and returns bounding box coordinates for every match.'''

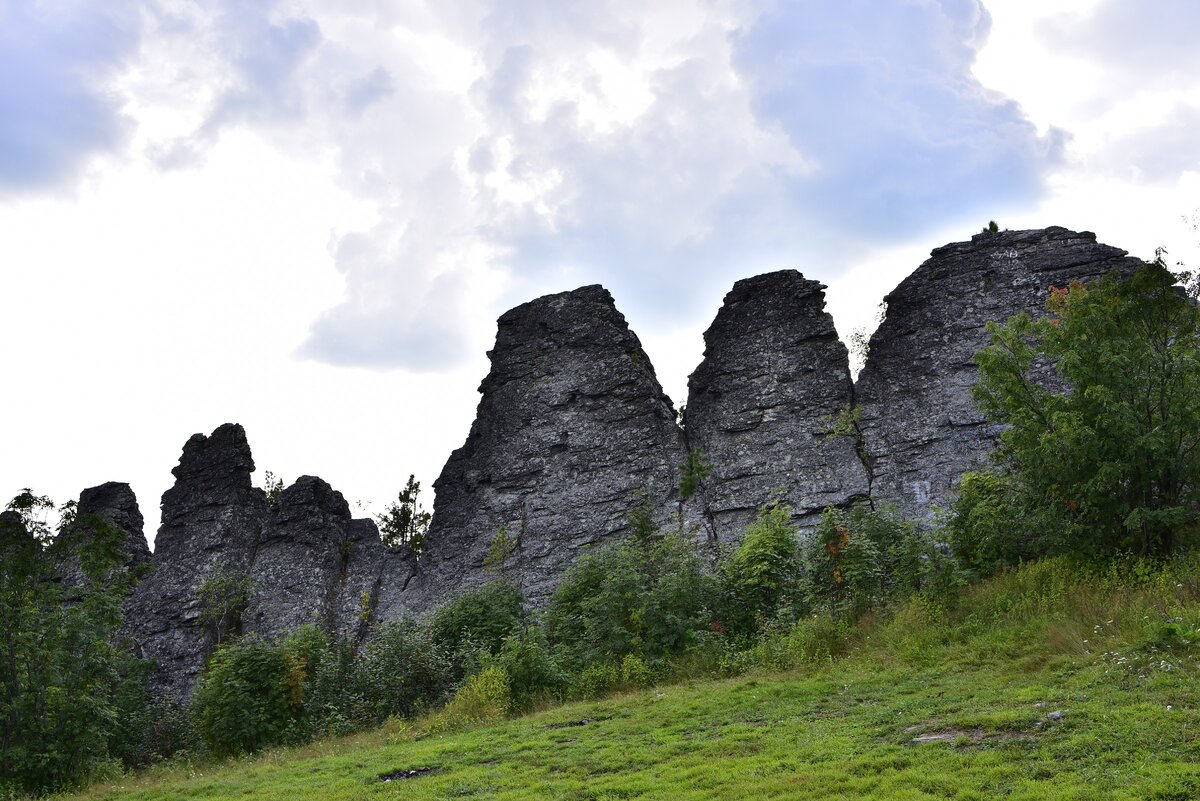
[121,424,414,699]
[245,476,354,639]
[78,482,151,566]
[854,227,1143,521]
[415,285,691,609]
[95,225,1152,703]
[686,271,870,540]
[124,423,268,699]
[57,482,150,595]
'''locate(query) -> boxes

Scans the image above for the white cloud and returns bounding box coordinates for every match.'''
[0,2,140,192]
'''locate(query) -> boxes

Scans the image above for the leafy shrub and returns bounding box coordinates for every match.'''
[429,580,524,672]
[195,568,254,647]
[429,665,510,733]
[806,504,956,619]
[619,653,653,688]
[191,637,302,757]
[544,533,714,670]
[973,260,1200,557]
[0,492,149,795]
[947,471,1043,576]
[491,627,566,712]
[279,625,358,739]
[570,663,620,699]
[719,502,805,635]
[353,618,452,724]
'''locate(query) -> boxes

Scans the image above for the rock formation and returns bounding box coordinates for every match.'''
[75,225,1148,702]
[854,226,1143,520]
[245,476,356,639]
[76,482,151,567]
[413,285,692,609]
[124,423,268,699]
[686,271,870,540]
[56,481,150,596]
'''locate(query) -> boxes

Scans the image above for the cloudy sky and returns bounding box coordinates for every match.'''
[3,0,1199,544]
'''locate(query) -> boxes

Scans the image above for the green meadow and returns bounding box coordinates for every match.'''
[60,556,1200,801]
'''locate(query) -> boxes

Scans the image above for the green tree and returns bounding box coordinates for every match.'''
[0,491,145,795]
[544,534,714,671]
[196,568,254,647]
[973,259,1200,557]
[377,475,431,552]
[719,502,804,635]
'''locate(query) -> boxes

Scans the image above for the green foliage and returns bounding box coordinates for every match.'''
[428,580,524,673]
[429,665,510,733]
[826,403,862,439]
[67,556,1200,801]
[377,474,431,552]
[354,618,452,724]
[720,502,804,634]
[0,491,147,795]
[195,569,254,646]
[619,653,653,688]
[947,471,1043,576]
[677,449,712,500]
[626,488,657,543]
[483,525,518,575]
[983,220,1000,233]
[489,627,566,712]
[544,534,714,671]
[570,662,621,699]
[261,471,285,505]
[808,505,956,620]
[191,638,301,757]
[973,260,1200,556]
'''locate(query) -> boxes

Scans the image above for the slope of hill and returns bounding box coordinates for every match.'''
[59,556,1200,801]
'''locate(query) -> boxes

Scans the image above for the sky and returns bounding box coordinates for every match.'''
[3,0,1199,546]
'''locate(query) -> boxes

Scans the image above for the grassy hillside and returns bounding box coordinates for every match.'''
[57,557,1200,801]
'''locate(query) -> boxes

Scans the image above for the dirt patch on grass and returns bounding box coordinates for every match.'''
[907,728,1035,746]
[542,716,612,730]
[376,766,440,782]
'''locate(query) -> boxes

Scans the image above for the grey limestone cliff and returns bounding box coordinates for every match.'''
[854,226,1143,521]
[685,271,870,540]
[414,284,692,609]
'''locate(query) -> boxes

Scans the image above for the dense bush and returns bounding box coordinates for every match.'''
[191,637,304,757]
[490,627,566,711]
[429,665,510,733]
[0,492,148,796]
[806,504,957,619]
[543,533,714,671]
[719,503,805,635]
[973,259,1200,557]
[946,471,1047,577]
[353,618,453,725]
[429,580,524,672]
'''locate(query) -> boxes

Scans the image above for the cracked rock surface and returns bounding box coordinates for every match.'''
[414,285,692,609]
[686,270,870,540]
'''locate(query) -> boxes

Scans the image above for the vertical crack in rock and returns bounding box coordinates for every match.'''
[854,226,1143,522]
[686,270,871,540]
[413,285,691,610]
